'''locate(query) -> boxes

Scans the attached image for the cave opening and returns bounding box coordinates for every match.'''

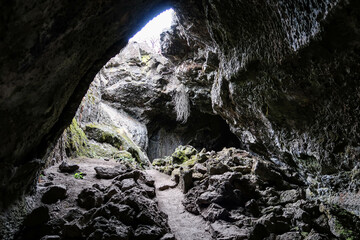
[3,1,360,240]
[11,7,243,239]
[53,7,240,169]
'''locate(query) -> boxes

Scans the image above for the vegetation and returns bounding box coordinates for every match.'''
[65,118,90,158]
[74,172,84,179]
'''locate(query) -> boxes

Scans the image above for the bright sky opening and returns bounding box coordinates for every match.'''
[129,9,174,43]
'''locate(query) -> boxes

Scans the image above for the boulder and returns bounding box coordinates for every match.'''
[58,162,79,173]
[94,166,126,179]
[77,188,103,210]
[179,169,193,193]
[41,185,67,204]
[62,221,82,238]
[208,162,229,175]
[279,189,303,204]
[23,206,50,227]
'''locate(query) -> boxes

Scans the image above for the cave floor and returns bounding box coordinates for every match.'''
[146,169,213,240]
[36,159,213,239]
[37,158,117,217]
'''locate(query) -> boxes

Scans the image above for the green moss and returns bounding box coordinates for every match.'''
[296,154,320,174]
[172,149,188,164]
[152,158,166,166]
[65,118,91,157]
[334,220,354,240]
[85,124,123,149]
[180,154,199,168]
[85,123,149,167]
[171,145,198,164]
[323,204,358,240]
[301,232,309,237]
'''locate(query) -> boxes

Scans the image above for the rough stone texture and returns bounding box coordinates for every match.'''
[41,185,67,204]
[73,40,240,162]
[156,146,360,239]
[14,161,172,240]
[173,0,360,174]
[58,161,79,173]
[0,0,172,209]
[1,0,360,237]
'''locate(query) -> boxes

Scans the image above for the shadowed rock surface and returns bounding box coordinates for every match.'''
[1,0,360,239]
[153,146,360,239]
[13,159,173,240]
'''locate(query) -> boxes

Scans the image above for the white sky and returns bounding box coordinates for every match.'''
[129,9,174,42]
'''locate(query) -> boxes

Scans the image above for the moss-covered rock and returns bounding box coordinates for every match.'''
[85,123,149,167]
[88,140,132,160]
[85,124,124,149]
[65,119,91,158]
[180,154,199,169]
[171,145,197,164]
[152,158,166,166]
[321,204,360,240]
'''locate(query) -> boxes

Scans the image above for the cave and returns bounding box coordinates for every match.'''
[1,0,360,239]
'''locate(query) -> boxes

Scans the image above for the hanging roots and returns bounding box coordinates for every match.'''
[174,84,190,124]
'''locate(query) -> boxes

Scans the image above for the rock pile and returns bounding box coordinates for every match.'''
[153,146,360,239]
[15,168,173,240]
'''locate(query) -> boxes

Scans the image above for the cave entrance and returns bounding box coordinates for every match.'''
[48,7,240,170]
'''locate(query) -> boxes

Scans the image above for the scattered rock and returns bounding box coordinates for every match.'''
[77,188,103,210]
[62,221,82,238]
[179,169,193,193]
[201,203,230,222]
[23,206,50,226]
[208,162,229,175]
[59,161,79,173]
[210,220,249,239]
[158,183,177,191]
[41,185,67,204]
[94,166,126,179]
[280,189,303,204]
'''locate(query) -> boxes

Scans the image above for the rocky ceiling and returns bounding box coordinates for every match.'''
[0,0,359,212]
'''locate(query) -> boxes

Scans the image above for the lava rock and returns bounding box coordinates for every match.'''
[194,163,207,174]
[59,162,79,173]
[201,203,230,222]
[63,208,83,222]
[23,206,50,227]
[245,199,260,217]
[77,188,103,210]
[208,162,229,175]
[41,185,67,204]
[277,232,302,240]
[134,225,165,240]
[94,166,126,179]
[210,220,249,239]
[280,189,303,204]
[179,169,193,193]
[62,221,82,238]
[118,178,137,191]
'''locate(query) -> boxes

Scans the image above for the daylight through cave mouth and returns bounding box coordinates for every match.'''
[5,1,360,239]
[59,7,239,168]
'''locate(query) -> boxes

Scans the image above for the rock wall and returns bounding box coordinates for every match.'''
[172,0,360,174]
[0,0,172,209]
[70,40,240,162]
[1,0,360,233]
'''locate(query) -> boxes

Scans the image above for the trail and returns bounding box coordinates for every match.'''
[146,169,213,240]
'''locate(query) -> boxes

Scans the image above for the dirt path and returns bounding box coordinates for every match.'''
[146,169,213,240]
